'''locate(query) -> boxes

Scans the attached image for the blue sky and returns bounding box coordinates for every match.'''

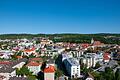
[0,0,120,34]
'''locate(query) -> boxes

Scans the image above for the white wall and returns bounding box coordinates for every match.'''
[12,62,25,69]
[71,66,80,78]
[0,70,16,80]
[28,65,41,75]
[63,59,80,78]
[44,73,54,80]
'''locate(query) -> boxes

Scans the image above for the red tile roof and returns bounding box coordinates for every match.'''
[81,43,89,48]
[103,53,110,60]
[44,65,55,73]
[0,61,11,64]
[16,56,22,59]
[30,58,42,61]
[26,61,41,66]
[93,41,101,45]
[24,48,35,52]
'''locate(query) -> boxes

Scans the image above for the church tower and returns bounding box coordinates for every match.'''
[91,38,94,44]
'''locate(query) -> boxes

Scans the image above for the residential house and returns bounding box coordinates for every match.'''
[26,61,42,75]
[29,58,43,63]
[23,47,36,56]
[40,38,53,45]
[103,53,110,63]
[0,50,13,59]
[0,58,27,80]
[70,50,84,58]
[44,65,55,80]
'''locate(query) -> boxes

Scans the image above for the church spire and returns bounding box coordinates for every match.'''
[91,38,94,44]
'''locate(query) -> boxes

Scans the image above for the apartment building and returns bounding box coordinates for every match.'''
[63,58,80,78]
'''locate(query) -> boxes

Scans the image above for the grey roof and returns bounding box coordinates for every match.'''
[47,59,55,64]
[59,77,65,80]
[0,65,15,73]
[0,58,28,73]
[9,77,28,80]
[10,58,28,67]
[66,58,80,66]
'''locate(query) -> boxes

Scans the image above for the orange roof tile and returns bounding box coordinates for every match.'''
[30,58,42,61]
[93,41,101,45]
[44,65,55,73]
[31,47,35,51]
[0,61,11,64]
[103,53,110,60]
[26,61,41,66]
[16,56,22,59]
[24,48,36,52]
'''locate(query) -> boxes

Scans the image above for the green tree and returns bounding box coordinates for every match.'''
[11,54,17,60]
[82,64,88,73]
[94,62,101,69]
[115,69,120,80]
[91,72,101,80]
[29,54,35,58]
[17,66,32,76]
[102,67,115,80]
[53,54,58,60]
[20,66,32,76]
[41,61,47,71]
[17,51,23,56]
[27,75,37,80]
[55,68,63,78]
[16,68,20,76]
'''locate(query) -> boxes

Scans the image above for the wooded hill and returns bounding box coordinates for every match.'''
[0,33,120,44]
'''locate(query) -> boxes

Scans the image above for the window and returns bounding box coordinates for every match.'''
[9,74,11,77]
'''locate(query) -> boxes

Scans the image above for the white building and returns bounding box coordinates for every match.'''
[0,69,16,80]
[80,53,98,68]
[70,50,84,57]
[0,59,27,80]
[44,65,55,80]
[63,58,80,78]
[26,61,42,75]
[18,42,33,47]
[12,62,26,69]
[0,50,13,59]
[62,53,73,61]
[0,53,10,59]
[80,52,104,68]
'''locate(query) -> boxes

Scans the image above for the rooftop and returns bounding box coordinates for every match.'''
[9,77,28,80]
[66,58,79,66]
[29,58,43,62]
[0,58,27,73]
[44,65,55,73]
[26,61,41,66]
[0,65,15,73]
